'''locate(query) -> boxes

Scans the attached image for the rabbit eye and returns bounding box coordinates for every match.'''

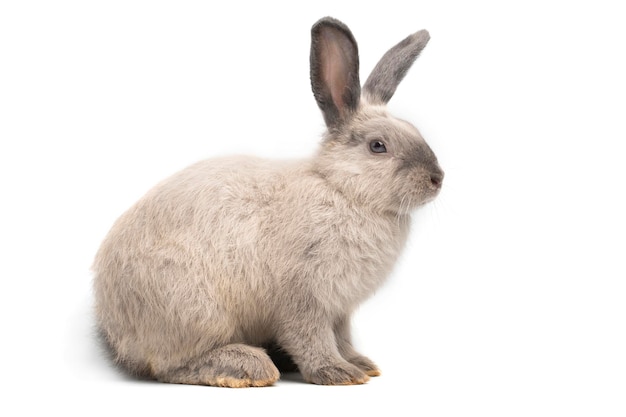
[369,140,387,154]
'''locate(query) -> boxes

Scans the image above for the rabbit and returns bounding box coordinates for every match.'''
[93,16,443,387]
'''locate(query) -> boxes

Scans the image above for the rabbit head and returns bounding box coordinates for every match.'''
[310,17,443,215]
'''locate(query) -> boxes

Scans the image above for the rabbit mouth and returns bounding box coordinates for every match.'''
[398,177,442,213]
[424,177,444,201]
[420,190,441,206]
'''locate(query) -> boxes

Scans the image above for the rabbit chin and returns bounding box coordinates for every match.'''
[394,189,441,214]
[417,192,440,208]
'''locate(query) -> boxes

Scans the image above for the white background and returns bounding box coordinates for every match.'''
[1,1,625,415]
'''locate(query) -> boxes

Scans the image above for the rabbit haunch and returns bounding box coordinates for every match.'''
[94,16,443,387]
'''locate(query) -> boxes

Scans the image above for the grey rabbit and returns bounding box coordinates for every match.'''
[93,16,443,387]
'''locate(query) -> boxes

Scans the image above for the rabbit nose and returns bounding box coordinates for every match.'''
[429,169,444,188]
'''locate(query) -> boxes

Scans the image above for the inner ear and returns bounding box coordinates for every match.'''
[311,19,361,128]
[318,26,358,115]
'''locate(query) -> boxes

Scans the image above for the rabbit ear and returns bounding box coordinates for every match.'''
[310,17,361,128]
[363,29,430,105]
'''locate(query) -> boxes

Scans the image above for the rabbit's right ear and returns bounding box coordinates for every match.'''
[310,17,361,129]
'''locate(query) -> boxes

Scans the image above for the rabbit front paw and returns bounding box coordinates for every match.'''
[348,355,381,377]
[306,362,370,385]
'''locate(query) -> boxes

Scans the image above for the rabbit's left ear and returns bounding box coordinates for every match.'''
[363,29,430,104]
[310,17,361,129]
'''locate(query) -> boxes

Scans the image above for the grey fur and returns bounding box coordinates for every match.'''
[93,17,443,387]
[363,29,430,104]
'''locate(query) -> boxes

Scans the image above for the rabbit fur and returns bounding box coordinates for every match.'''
[93,16,443,387]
